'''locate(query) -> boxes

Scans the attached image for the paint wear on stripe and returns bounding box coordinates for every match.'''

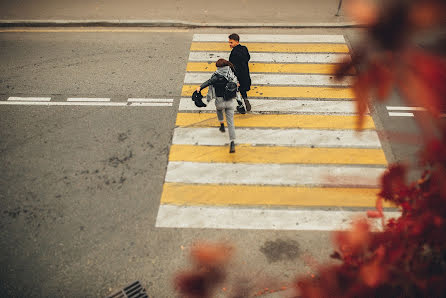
[168,144,387,165]
[160,183,393,208]
[156,205,400,230]
[175,113,376,129]
[184,73,353,86]
[186,62,355,74]
[192,34,347,43]
[182,85,354,99]
[179,99,361,114]
[172,127,381,148]
[188,52,352,63]
[190,42,350,53]
[166,162,385,187]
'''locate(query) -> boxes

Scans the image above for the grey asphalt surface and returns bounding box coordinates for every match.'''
[0,27,422,297]
[0,0,348,25]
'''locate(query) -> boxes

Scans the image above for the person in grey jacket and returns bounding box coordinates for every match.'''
[196,58,242,153]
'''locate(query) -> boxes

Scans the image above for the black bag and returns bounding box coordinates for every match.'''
[213,74,237,101]
[191,90,206,107]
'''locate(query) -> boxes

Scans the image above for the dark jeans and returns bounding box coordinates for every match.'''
[240,90,248,100]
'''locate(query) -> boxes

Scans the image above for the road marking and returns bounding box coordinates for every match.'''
[187,62,354,74]
[188,52,352,63]
[172,127,382,148]
[185,73,352,86]
[179,98,361,114]
[189,52,351,63]
[193,34,347,43]
[156,205,400,230]
[169,144,387,165]
[182,85,353,99]
[386,106,426,111]
[388,112,415,117]
[191,42,350,53]
[7,96,51,101]
[0,101,172,107]
[125,102,173,106]
[166,162,385,187]
[160,183,391,208]
[67,97,110,102]
[128,98,174,103]
[156,34,390,231]
[387,106,446,117]
[176,113,376,129]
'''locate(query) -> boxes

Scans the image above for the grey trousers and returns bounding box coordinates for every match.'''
[215,97,236,141]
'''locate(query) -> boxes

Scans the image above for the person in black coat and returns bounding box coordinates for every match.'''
[228,33,252,112]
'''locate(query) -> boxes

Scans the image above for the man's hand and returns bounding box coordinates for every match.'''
[196,87,201,92]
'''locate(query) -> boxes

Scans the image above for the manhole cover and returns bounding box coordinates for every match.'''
[107,281,148,298]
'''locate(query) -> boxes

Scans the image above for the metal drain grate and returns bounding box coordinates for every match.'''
[107,281,148,298]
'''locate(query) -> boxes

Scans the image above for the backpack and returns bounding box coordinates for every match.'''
[213,74,237,101]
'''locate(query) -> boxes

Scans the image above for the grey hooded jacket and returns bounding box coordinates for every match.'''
[200,66,241,102]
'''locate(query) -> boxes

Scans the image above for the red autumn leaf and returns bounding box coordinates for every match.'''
[379,164,407,200]
[190,242,232,268]
[360,260,383,287]
[373,60,394,100]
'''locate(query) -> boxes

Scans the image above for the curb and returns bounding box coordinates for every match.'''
[0,19,364,29]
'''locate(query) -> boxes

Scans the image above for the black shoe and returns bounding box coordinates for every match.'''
[244,98,251,112]
[219,123,225,133]
[229,141,235,153]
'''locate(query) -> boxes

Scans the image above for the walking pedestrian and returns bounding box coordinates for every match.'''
[196,59,242,153]
[228,33,252,112]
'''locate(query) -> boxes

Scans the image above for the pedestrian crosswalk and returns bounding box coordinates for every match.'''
[156,34,399,231]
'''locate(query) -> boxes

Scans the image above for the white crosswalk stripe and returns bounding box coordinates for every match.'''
[179,98,362,114]
[184,73,353,86]
[188,52,352,63]
[193,34,347,43]
[172,127,381,148]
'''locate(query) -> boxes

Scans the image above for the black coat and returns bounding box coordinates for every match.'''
[229,44,251,92]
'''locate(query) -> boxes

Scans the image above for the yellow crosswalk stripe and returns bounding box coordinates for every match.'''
[169,144,387,165]
[176,113,375,129]
[190,42,350,53]
[160,183,393,207]
[186,62,355,74]
[182,85,353,99]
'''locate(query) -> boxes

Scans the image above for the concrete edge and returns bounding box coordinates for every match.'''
[0,19,365,28]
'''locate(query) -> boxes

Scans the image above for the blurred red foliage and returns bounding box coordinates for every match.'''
[297,0,446,297]
[175,1,446,297]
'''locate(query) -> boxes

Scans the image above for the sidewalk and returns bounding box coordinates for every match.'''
[0,0,353,27]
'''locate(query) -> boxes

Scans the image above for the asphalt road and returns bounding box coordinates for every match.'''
[0,27,422,297]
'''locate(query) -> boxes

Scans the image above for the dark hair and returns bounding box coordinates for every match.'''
[228,33,240,42]
[216,58,235,71]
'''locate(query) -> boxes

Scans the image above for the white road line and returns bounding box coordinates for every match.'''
[184,73,352,86]
[156,205,400,231]
[128,98,174,103]
[67,97,110,102]
[192,34,346,43]
[0,101,172,107]
[172,127,381,148]
[386,106,426,111]
[179,98,362,114]
[188,52,351,63]
[165,162,385,188]
[388,112,414,117]
[129,102,173,106]
[7,97,51,101]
